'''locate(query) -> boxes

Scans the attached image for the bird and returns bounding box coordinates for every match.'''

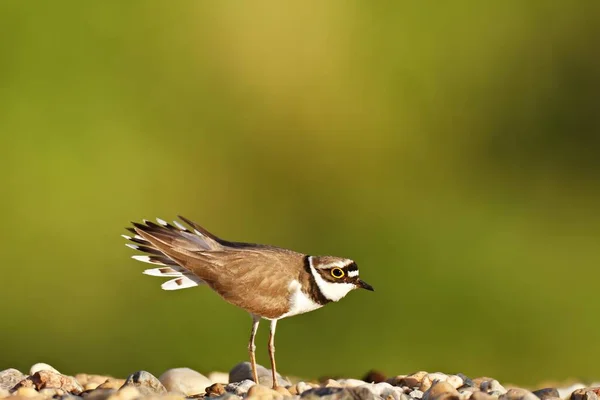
[122,216,374,389]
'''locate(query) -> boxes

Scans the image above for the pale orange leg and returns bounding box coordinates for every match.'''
[248,314,260,384]
[268,319,279,389]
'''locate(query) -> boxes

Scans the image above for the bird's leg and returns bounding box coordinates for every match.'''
[248,314,260,385]
[268,319,278,389]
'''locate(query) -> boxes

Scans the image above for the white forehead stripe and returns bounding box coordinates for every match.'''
[308,256,355,302]
[348,270,359,278]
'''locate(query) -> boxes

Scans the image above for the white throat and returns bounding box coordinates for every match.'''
[308,256,355,302]
[279,279,322,319]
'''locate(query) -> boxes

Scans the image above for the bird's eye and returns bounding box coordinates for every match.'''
[331,267,345,278]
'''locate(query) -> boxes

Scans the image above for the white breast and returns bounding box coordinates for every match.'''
[279,279,323,319]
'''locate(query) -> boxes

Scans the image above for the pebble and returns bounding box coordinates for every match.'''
[228,362,290,388]
[423,381,460,400]
[410,389,425,399]
[337,379,367,388]
[325,379,342,388]
[571,388,600,400]
[205,383,226,397]
[295,382,313,395]
[158,368,211,396]
[14,371,83,394]
[114,386,141,400]
[247,384,283,399]
[447,376,464,389]
[457,375,474,388]
[532,388,560,400]
[0,368,26,390]
[39,388,65,397]
[15,387,40,398]
[225,379,255,396]
[120,371,166,396]
[499,388,539,400]
[0,388,9,398]
[480,380,507,394]
[96,379,125,391]
[30,364,61,375]
[81,388,116,400]
[471,392,497,400]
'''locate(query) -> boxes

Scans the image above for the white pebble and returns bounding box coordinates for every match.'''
[159,368,211,396]
[337,378,367,387]
[447,375,464,389]
[114,386,140,400]
[296,381,312,394]
[30,363,60,375]
[427,373,449,383]
[410,389,425,399]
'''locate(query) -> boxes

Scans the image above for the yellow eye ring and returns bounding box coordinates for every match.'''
[331,267,345,279]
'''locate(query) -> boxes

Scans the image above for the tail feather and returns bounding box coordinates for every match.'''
[124,216,218,290]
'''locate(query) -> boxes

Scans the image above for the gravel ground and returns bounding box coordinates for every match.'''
[0,362,597,400]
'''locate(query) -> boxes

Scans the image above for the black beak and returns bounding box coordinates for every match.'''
[357,279,374,291]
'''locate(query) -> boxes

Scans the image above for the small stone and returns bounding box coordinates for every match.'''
[15,387,40,398]
[13,371,83,394]
[205,383,226,397]
[228,362,290,388]
[471,392,496,400]
[447,376,464,390]
[225,380,255,396]
[480,380,506,395]
[159,368,211,396]
[214,395,241,400]
[247,384,282,399]
[274,386,291,396]
[499,388,539,400]
[457,375,474,389]
[363,382,396,398]
[0,388,9,398]
[76,375,114,387]
[208,372,229,384]
[423,381,460,400]
[571,389,600,400]
[325,379,342,388]
[96,379,125,391]
[410,389,425,399]
[114,386,140,400]
[300,387,343,398]
[337,379,367,388]
[427,374,449,383]
[120,371,166,396]
[532,388,560,400]
[399,373,427,390]
[296,382,312,395]
[81,388,115,400]
[30,364,60,376]
[363,370,387,384]
[0,369,26,390]
[84,383,99,391]
[57,395,82,400]
[39,388,64,398]
[387,376,407,387]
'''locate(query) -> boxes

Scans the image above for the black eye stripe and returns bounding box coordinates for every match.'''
[346,262,358,272]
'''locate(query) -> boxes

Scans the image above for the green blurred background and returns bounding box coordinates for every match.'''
[1,1,600,386]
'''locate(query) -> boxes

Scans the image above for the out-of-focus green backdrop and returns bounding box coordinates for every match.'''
[1,1,599,386]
